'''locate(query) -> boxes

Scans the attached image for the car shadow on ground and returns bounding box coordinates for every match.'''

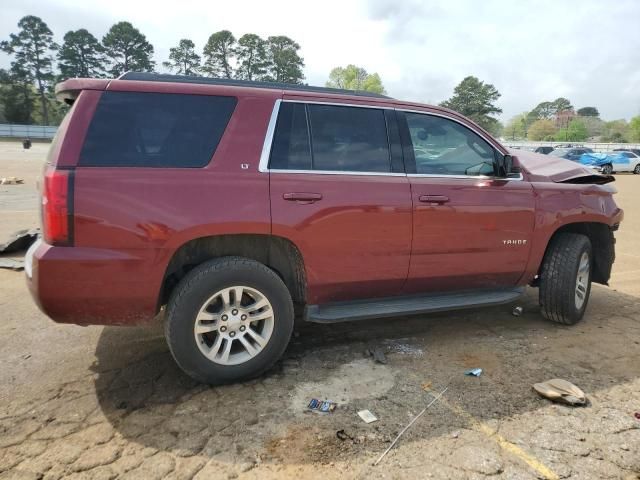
[91,286,640,467]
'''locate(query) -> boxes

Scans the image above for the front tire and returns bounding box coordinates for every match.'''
[165,257,294,384]
[539,233,592,325]
[634,164,640,174]
[601,164,613,175]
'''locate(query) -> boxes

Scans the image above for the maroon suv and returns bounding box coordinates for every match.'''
[26,73,623,384]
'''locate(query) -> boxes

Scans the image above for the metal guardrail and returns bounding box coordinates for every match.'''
[502,141,640,153]
[0,124,57,139]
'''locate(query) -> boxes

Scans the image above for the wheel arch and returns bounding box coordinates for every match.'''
[158,234,307,312]
[539,222,616,285]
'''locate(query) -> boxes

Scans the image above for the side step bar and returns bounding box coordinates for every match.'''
[304,287,525,324]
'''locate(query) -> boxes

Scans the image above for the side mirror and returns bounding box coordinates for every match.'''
[497,154,513,177]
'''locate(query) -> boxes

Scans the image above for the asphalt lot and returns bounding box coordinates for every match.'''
[1,140,639,479]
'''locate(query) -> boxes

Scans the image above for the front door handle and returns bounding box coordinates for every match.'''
[419,195,450,204]
[283,192,323,203]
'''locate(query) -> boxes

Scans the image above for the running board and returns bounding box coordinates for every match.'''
[304,287,524,324]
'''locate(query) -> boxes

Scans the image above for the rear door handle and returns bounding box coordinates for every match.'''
[283,192,323,203]
[419,195,450,204]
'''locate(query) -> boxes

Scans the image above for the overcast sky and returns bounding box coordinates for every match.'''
[2,0,639,122]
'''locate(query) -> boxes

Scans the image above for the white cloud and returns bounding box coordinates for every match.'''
[2,0,639,121]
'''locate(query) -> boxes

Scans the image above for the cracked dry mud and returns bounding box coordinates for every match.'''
[1,143,639,479]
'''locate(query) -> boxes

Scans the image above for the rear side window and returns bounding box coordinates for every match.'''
[80,91,236,167]
[269,102,391,173]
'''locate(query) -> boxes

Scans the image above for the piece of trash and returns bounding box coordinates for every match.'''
[336,429,354,441]
[465,368,483,377]
[633,412,640,420]
[357,409,378,423]
[421,381,432,391]
[512,306,523,316]
[22,354,31,360]
[0,177,24,185]
[0,258,24,271]
[373,385,449,466]
[0,228,40,254]
[307,398,337,414]
[452,430,460,438]
[532,379,587,406]
[367,347,387,364]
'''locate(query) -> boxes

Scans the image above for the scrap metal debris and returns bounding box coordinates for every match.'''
[533,379,587,406]
[465,368,483,377]
[0,258,24,271]
[357,409,378,424]
[512,306,523,316]
[373,385,449,466]
[0,228,40,254]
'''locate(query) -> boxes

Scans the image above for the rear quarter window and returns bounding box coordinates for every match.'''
[79,91,237,167]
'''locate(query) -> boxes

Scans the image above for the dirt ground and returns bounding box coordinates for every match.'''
[1,140,639,480]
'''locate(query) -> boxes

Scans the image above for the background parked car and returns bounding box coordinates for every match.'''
[534,146,554,154]
[549,147,594,161]
[614,148,640,156]
[578,151,639,174]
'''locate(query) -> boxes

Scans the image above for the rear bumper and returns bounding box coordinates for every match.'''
[26,239,163,325]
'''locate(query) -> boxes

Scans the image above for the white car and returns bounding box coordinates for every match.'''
[606,151,640,174]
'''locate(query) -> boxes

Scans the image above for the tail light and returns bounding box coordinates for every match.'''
[42,168,74,246]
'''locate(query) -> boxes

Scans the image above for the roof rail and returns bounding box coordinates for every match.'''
[119,72,392,99]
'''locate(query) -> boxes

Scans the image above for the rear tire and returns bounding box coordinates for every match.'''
[539,233,592,325]
[634,164,640,174]
[165,257,294,384]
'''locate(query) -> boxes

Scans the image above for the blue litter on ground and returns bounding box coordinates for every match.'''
[465,368,483,377]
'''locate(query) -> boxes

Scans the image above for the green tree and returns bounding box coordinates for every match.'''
[202,30,236,78]
[58,29,105,79]
[163,39,200,75]
[551,97,573,113]
[601,120,628,142]
[527,119,556,140]
[503,113,529,140]
[1,15,58,125]
[0,67,35,124]
[627,116,640,143]
[528,101,555,121]
[577,106,599,117]
[581,116,604,138]
[102,22,155,77]
[554,119,588,142]
[440,76,502,132]
[265,36,304,84]
[326,64,386,94]
[235,34,269,81]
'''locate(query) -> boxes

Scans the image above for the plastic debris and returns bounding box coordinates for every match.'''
[512,306,523,316]
[633,412,640,420]
[0,258,24,271]
[533,379,586,406]
[357,409,378,423]
[0,228,40,254]
[307,398,337,414]
[465,368,483,377]
[0,177,24,185]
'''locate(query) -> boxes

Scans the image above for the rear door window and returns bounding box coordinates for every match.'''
[80,91,237,167]
[269,102,391,173]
